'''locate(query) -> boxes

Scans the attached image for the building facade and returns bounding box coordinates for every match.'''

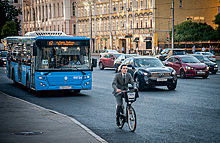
[76,0,155,53]
[22,0,77,36]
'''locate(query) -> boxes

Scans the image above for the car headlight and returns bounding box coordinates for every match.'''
[139,71,149,76]
[171,70,176,75]
[214,65,218,67]
[207,66,209,70]
[186,66,194,70]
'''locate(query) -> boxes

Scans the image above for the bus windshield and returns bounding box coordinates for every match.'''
[36,46,90,70]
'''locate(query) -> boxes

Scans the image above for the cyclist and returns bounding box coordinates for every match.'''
[112,64,137,126]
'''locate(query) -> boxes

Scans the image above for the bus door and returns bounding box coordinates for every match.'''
[18,45,22,82]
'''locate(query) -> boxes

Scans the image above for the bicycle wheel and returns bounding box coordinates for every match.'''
[118,115,125,129]
[127,106,136,132]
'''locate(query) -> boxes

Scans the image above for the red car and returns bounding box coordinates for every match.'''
[99,53,122,70]
[164,55,209,78]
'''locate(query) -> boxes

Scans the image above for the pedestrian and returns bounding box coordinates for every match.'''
[159,47,162,54]
[122,47,125,53]
[104,45,107,50]
[131,47,133,53]
[201,46,205,52]
[192,45,195,54]
[136,47,139,55]
[209,46,211,53]
[117,47,119,52]
[155,45,158,55]
[211,45,215,55]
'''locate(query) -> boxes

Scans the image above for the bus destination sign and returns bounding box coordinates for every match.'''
[48,41,75,46]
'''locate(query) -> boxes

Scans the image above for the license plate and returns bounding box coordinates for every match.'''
[197,72,205,75]
[127,92,135,99]
[59,86,71,89]
[157,78,167,81]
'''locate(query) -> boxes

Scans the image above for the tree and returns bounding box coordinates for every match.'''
[170,21,217,42]
[1,20,17,38]
[0,0,21,39]
[213,13,220,39]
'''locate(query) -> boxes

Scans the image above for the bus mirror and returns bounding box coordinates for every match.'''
[92,58,97,67]
[33,42,37,56]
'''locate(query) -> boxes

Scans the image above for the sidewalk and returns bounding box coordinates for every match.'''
[0,92,107,143]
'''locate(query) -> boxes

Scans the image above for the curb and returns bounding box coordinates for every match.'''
[0,91,107,143]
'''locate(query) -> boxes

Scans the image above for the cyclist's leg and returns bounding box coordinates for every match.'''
[115,93,123,125]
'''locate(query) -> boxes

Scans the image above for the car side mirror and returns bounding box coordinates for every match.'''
[164,62,168,66]
[111,57,114,60]
[175,61,180,64]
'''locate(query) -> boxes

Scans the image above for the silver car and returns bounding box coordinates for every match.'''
[194,52,216,62]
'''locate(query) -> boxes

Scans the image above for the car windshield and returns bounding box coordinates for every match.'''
[114,54,122,58]
[161,49,169,54]
[202,53,212,55]
[0,51,7,57]
[173,50,185,55]
[125,55,140,58]
[181,57,201,63]
[36,46,90,70]
[134,58,164,67]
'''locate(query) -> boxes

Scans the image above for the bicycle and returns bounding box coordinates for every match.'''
[117,89,139,132]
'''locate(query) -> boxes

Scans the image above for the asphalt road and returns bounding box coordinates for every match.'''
[0,62,220,143]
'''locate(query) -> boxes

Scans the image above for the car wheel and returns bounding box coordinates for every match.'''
[167,82,177,90]
[180,69,185,79]
[135,76,144,91]
[99,62,104,70]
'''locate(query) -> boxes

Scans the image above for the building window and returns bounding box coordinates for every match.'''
[97,6,99,15]
[50,26,51,31]
[93,23,95,32]
[130,1,132,11]
[218,6,220,13]
[113,21,115,30]
[136,1,138,10]
[100,5,102,15]
[120,20,122,29]
[140,0,143,9]
[54,25,56,31]
[62,25,63,32]
[72,2,76,16]
[45,5,48,19]
[84,7,87,16]
[150,19,152,28]
[104,22,106,31]
[85,24,87,32]
[42,6,44,20]
[49,5,51,18]
[107,4,109,14]
[92,6,94,15]
[112,3,115,13]
[108,21,110,30]
[73,24,76,34]
[124,20,126,29]
[104,4,106,14]
[81,8,83,17]
[130,20,132,29]
[179,0,182,8]
[101,22,103,31]
[116,2,118,13]
[145,19,148,28]
[116,21,118,30]
[61,2,63,16]
[97,23,99,31]
[58,25,59,31]
[53,4,55,17]
[14,0,18,3]
[57,3,59,17]
[120,2,122,13]
[145,0,148,9]
[150,0,152,8]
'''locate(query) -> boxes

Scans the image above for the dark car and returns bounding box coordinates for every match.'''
[164,55,209,78]
[156,48,186,61]
[191,54,218,74]
[0,51,7,66]
[118,56,177,90]
[99,53,122,70]
[114,54,140,73]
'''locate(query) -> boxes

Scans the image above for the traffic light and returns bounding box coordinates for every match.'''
[167,35,170,42]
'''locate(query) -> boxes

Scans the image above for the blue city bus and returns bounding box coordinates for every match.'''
[6,31,94,93]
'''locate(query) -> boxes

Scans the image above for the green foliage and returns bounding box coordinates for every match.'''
[213,13,220,39]
[170,21,217,42]
[1,20,17,38]
[0,0,21,39]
